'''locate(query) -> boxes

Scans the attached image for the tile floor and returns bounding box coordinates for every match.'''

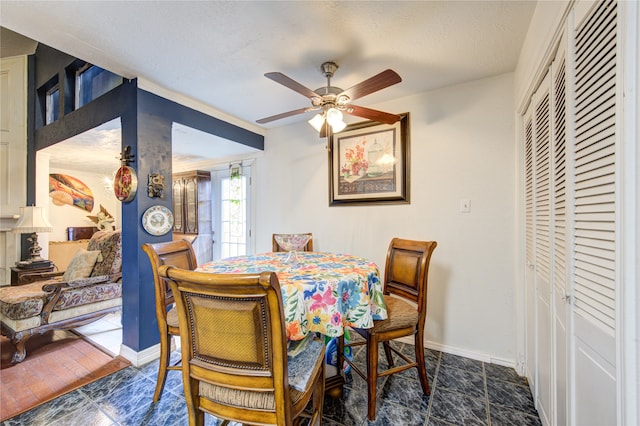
[1,331,542,426]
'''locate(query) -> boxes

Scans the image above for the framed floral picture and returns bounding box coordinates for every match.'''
[328,112,409,206]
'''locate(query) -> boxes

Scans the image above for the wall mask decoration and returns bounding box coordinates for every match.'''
[49,174,95,212]
[147,173,165,198]
[87,204,116,230]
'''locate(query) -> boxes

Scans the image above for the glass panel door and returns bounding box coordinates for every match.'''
[210,162,253,259]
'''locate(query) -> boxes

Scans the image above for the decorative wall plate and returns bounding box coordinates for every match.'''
[114,165,138,202]
[142,205,174,236]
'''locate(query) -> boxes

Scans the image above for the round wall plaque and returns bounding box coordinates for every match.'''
[114,165,138,202]
[142,205,174,236]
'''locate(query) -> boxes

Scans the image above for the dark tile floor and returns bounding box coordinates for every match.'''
[1,340,542,426]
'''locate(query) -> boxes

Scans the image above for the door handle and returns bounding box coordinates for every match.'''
[558,287,572,304]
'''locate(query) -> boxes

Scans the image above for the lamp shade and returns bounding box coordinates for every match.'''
[308,113,325,132]
[330,119,347,133]
[13,206,53,234]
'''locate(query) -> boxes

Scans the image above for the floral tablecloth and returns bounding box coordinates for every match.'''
[197,251,387,340]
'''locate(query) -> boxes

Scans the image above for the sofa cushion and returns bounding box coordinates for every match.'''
[54,282,122,311]
[1,298,122,333]
[67,275,111,288]
[0,278,122,321]
[0,282,47,320]
[62,249,101,281]
[87,230,122,276]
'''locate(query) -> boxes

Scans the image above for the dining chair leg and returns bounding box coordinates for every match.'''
[192,408,204,426]
[337,333,345,380]
[382,341,394,367]
[366,338,380,421]
[153,331,170,402]
[414,330,431,395]
[312,364,325,426]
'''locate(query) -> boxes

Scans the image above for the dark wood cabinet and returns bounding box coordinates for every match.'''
[172,170,211,235]
[11,265,55,285]
[172,170,213,265]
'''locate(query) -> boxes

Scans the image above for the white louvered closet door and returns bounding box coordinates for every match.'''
[571,0,618,423]
[551,35,569,426]
[533,73,552,426]
[521,1,621,423]
[523,104,536,399]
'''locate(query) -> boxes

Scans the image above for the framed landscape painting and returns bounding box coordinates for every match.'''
[328,112,409,206]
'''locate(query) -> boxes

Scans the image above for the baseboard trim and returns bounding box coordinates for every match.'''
[119,339,178,367]
[396,336,517,370]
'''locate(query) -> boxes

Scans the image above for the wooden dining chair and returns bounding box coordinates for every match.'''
[159,266,325,426]
[272,233,314,252]
[142,239,198,402]
[338,238,437,421]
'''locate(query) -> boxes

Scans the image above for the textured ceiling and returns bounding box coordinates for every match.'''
[1,1,536,169]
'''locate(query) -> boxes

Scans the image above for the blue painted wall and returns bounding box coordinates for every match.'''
[27,44,264,354]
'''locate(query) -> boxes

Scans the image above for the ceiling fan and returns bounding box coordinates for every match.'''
[256,62,402,137]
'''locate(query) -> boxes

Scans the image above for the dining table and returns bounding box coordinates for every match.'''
[197,250,388,396]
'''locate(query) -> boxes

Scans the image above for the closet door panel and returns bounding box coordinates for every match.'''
[571,0,618,423]
[532,75,552,426]
[551,37,569,426]
[523,106,537,387]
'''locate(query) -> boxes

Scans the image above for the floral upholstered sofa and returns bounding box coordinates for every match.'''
[0,230,123,363]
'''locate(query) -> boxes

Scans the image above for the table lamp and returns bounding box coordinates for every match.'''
[13,206,54,268]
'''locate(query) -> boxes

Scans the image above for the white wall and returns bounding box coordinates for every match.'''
[46,167,121,241]
[255,73,517,364]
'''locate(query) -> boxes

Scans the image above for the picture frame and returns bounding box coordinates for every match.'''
[328,112,409,206]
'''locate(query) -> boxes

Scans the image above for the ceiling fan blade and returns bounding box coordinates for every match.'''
[338,69,402,102]
[345,105,402,125]
[256,107,310,124]
[264,72,321,99]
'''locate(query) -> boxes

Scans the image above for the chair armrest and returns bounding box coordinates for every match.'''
[18,270,63,285]
[39,281,67,324]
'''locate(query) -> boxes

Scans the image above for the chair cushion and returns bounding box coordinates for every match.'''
[166,306,179,328]
[62,249,101,281]
[288,338,324,392]
[87,230,122,276]
[371,295,418,333]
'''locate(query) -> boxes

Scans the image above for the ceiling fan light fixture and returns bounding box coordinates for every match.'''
[308,113,325,132]
[258,62,402,138]
[325,108,343,125]
[330,119,347,133]
[326,108,346,133]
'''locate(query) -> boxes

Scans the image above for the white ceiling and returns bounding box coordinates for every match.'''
[1,1,536,170]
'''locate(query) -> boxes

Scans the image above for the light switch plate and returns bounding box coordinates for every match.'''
[460,198,471,213]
